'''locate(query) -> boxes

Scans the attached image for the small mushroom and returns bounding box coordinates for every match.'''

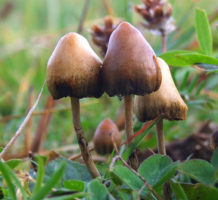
[93,118,122,155]
[102,22,162,144]
[134,57,188,154]
[46,32,103,178]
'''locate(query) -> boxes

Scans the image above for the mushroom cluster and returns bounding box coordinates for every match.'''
[46,20,188,178]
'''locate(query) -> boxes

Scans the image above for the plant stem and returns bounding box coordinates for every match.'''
[156,119,166,155]
[124,95,133,145]
[70,97,100,178]
[156,33,167,156]
[161,33,166,53]
[156,119,171,200]
[24,87,34,154]
[77,0,90,34]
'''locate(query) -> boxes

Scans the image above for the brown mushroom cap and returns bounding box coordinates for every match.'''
[93,118,122,155]
[46,32,103,99]
[134,57,188,121]
[102,22,161,97]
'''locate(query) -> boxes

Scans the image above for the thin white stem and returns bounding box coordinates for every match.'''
[156,119,166,155]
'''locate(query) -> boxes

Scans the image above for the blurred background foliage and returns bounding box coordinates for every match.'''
[0,0,217,155]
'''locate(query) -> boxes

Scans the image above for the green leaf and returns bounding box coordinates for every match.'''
[30,162,66,200]
[44,157,92,183]
[159,50,218,67]
[110,171,123,186]
[5,159,21,169]
[88,178,112,200]
[211,149,218,181]
[182,183,218,200]
[170,180,188,200]
[195,8,212,55]
[178,159,215,185]
[64,180,85,192]
[118,190,131,200]
[211,148,218,169]
[138,155,177,187]
[0,161,16,200]
[113,166,144,192]
[32,156,45,195]
[159,50,190,66]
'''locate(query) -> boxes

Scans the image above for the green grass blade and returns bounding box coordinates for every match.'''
[30,162,66,200]
[187,75,198,94]
[3,162,28,199]
[32,156,45,195]
[179,71,190,91]
[195,82,206,96]
[0,161,16,200]
[216,25,218,40]
[195,8,212,55]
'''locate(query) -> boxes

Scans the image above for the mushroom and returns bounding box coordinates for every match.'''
[46,32,103,178]
[93,118,122,155]
[102,22,162,145]
[134,57,188,155]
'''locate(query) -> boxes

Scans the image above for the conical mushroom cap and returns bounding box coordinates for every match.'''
[93,118,122,155]
[102,22,161,97]
[46,32,103,99]
[134,57,188,121]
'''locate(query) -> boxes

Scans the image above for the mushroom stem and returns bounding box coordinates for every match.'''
[156,119,166,155]
[70,97,100,178]
[156,119,171,200]
[124,95,133,145]
[156,33,167,156]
